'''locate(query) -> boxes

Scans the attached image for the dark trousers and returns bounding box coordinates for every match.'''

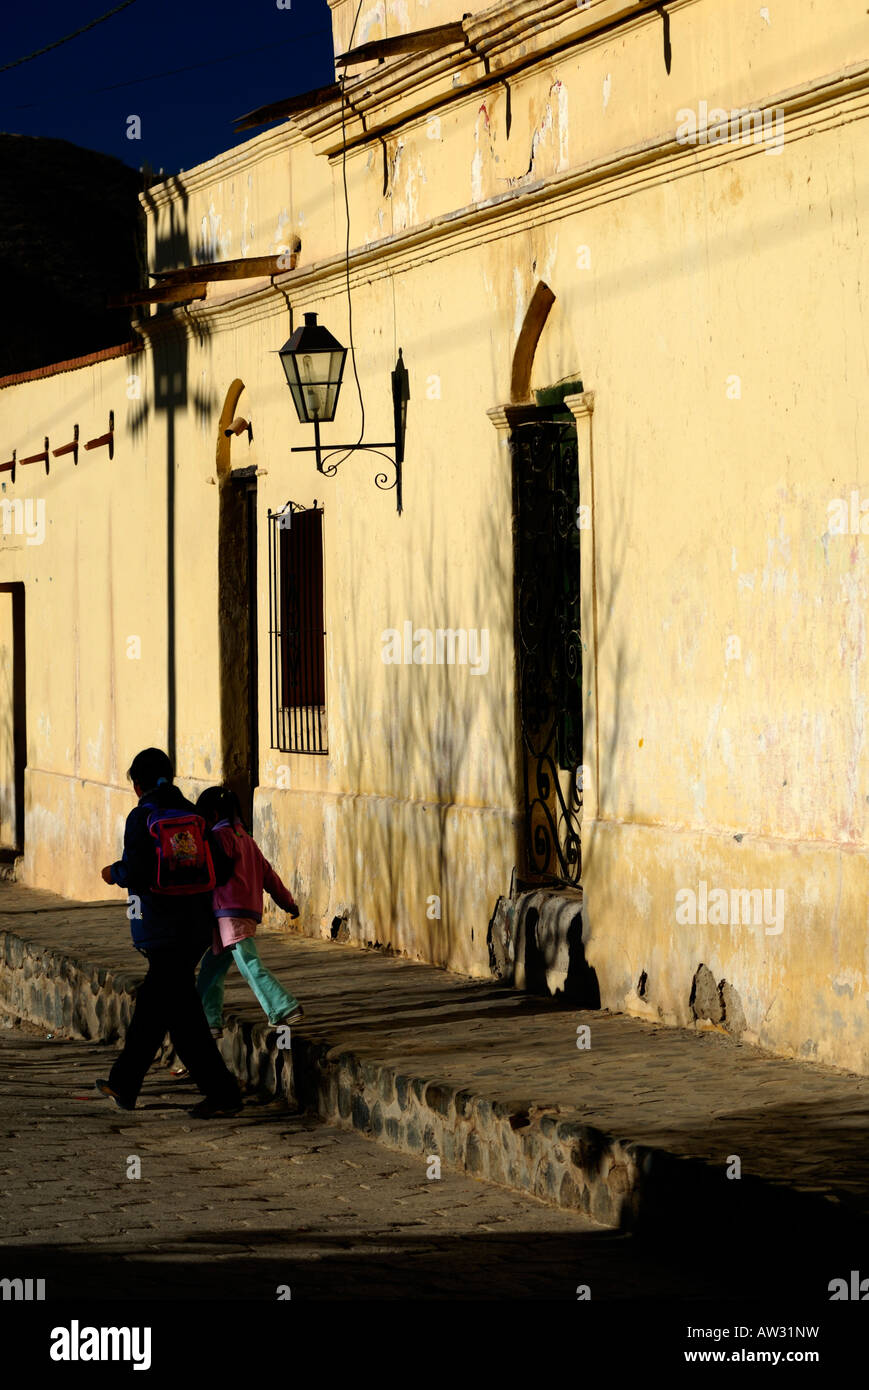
[108,942,242,1107]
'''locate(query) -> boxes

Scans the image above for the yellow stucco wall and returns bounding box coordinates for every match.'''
[0,590,15,848]
[2,0,868,1069]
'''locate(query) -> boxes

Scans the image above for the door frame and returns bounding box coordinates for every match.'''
[487,391,596,884]
[0,581,26,854]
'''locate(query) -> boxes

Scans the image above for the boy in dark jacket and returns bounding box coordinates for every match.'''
[95,747,243,1119]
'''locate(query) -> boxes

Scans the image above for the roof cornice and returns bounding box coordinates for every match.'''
[137,58,869,342]
[139,120,303,212]
[294,0,658,155]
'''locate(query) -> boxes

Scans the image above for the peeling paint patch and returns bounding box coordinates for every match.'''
[200,202,231,262]
[359,1,386,46]
[603,74,612,110]
[472,104,495,203]
[541,233,559,287]
[471,142,484,203]
[556,81,569,170]
[832,973,859,998]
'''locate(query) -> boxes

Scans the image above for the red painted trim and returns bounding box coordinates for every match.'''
[0,340,142,390]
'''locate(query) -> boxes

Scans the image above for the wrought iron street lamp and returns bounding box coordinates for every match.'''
[279,312,410,514]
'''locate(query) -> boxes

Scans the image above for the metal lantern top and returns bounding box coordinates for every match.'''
[278,313,347,424]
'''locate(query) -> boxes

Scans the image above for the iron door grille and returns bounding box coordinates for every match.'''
[513,415,582,885]
[268,503,327,752]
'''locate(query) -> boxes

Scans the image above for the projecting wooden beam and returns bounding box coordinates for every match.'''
[111,249,302,308]
[234,82,343,132]
[109,282,209,308]
[84,412,114,460]
[52,425,79,465]
[19,438,50,474]
[335,23,466,68]
[150,251,299,283]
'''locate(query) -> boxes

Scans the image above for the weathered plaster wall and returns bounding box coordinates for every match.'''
[2,0,868,1066]
[0,591,15,847]
[145,129,335,287]
[0,342,227,900]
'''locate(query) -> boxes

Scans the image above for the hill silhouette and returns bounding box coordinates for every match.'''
[0,133,145,377]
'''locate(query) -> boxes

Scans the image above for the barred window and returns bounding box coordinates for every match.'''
[268,503,327,753]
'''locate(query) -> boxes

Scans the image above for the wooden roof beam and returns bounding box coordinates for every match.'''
[233,82,343,132]
[150,250,299,284]
[335,22,467,68]
[109,248,301,309]
[109,282,209,308]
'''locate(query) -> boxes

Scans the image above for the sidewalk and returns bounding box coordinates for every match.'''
[1,880,867,1261]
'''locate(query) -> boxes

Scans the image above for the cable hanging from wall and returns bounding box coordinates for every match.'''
[325,0,368,476]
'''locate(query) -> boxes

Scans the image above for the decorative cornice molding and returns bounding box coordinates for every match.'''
[297,0,658,154]
[141,60,869,342]
[464,0,650,64]
[139,122,302,212]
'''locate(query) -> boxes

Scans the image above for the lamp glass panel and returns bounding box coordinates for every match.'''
[282,367,306,422]
[293,348,342,421]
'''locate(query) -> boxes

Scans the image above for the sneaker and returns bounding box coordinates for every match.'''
[94,1078,135,1112]
[209,1027,223,1039]
[273,1005,304,1027]
[189,1096,242,1119]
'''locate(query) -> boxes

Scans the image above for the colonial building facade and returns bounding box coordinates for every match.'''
[2,0,868,1072]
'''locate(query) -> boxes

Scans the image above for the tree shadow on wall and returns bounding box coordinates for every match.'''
[128,176,219,767]
[337,478,517,973]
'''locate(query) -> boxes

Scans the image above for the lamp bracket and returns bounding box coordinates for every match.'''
[289,349,409,514]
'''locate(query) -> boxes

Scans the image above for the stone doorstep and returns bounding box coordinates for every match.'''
[0,926,860,1246]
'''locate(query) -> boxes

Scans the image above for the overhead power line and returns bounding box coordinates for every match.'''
[0,0,139,74]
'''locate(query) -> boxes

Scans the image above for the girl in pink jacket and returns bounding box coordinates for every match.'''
[194,786,303,1034]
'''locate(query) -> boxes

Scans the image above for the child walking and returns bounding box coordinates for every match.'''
[96,748,243,1119]
[195,786,304,1033]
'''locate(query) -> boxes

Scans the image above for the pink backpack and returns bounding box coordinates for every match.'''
[147,808,216,895]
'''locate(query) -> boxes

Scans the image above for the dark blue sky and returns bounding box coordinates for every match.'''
[0,0,335,174]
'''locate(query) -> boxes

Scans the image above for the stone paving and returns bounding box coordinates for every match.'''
[1,881,867,1247]
[0,1021,738,1301]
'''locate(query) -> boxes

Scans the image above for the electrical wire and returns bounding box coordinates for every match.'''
[325,0,366,474]
[0,0,139,74]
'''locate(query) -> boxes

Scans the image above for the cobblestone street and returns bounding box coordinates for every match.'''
[0,1019,739,1302]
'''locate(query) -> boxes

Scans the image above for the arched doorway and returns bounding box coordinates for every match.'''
[489,281,589,887]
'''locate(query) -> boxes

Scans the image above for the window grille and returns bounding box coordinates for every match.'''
[268,502,327,753]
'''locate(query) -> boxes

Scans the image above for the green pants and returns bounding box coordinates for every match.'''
[196,937,298,1027]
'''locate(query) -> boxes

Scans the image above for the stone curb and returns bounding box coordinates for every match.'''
[0,928,296,1105]
[0,926,860,1246]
